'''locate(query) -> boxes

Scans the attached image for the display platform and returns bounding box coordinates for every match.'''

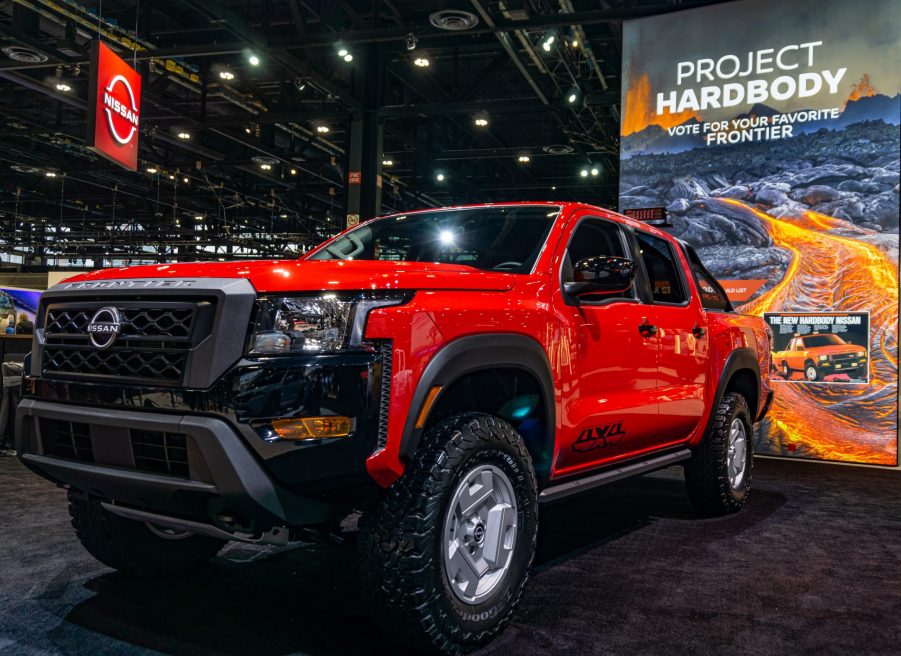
[1,453,898,655]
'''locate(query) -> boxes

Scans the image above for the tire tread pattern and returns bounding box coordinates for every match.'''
[684,392,753,517]
[358,412,537,654]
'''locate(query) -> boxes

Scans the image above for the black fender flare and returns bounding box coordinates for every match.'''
[705,347,761,435]
[398,334,556,464]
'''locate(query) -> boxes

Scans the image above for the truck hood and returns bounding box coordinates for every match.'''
[61,259,518,293]
[810,344,866,356]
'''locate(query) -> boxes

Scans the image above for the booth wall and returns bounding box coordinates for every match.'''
[619,0,900,466]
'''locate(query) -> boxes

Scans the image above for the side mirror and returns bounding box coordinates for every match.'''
[565,256,635,297]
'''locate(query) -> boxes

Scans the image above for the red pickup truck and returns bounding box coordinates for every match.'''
[17,202,772,654]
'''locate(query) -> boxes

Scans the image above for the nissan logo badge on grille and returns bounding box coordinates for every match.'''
[86,306,122,349]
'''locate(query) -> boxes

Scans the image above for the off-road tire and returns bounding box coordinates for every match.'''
[68,492,225,576]
[358,413,538,654]
[684,392,753,517]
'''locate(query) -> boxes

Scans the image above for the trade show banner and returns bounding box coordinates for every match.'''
[619,0,900,465]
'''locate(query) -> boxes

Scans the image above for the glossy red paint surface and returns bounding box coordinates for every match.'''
[65,201,771,488]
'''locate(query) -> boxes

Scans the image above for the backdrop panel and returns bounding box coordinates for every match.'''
[619,0,900,465]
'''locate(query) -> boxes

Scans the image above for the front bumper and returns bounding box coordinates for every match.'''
[17,349,390,535]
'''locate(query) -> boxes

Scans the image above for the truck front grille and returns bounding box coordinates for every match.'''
[40,300,213,386]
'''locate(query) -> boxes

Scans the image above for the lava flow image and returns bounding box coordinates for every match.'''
[619,0,900,465]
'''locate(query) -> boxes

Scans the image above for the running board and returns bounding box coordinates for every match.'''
[538,448,693,503]
[100,502,289,546]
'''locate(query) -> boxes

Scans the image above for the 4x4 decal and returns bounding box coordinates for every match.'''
[572,422,626,452]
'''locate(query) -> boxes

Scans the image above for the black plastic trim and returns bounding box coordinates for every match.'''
[539,448,693,502]
[705,348,761,436]
[397,334,555,465]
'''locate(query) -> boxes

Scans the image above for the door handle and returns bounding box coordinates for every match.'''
[639,318,657,337]
[692,324,706,338]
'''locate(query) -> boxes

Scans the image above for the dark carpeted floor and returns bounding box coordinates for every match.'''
[1,453,899,656]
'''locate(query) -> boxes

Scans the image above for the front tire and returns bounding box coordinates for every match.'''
[804,362,820,381]
[684,392,753,516]
[359,413,538,654]
[68,492,225,576]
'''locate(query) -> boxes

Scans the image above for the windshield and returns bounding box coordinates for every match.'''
[307,205,560,273]
[804,334,846,347]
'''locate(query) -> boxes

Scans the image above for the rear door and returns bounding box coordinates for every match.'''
[631,229,709,444]
[550,213,659,477]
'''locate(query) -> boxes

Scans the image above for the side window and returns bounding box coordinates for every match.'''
[635,231,686,304]
[563,219,633,300]
[692,263,729,310]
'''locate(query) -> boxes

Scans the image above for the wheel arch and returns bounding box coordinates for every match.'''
[399,334,556,479]
[707,348,761,432]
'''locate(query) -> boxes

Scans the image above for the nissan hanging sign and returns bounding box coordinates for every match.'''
[87,41,142,171]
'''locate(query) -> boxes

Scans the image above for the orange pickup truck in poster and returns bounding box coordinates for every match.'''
[766,313,870,384]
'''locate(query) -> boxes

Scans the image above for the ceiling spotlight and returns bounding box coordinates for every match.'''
[580,169,589,177]
[260,163,272,170]
[168,174,176,180]
[338,47,349,57]
[146,166,158,174]
[290,168,297,175]
[474,117,488,127]
[219,69,235,81]
[591,167,599,176]
[405,33,418,51]
[571,38,579,48]
[343,53,354,62]
[183,176,190,183]
[518,155,531,163]
[45,171,57,177]
[55,82,71,92]
[316,125,330,133]
[177,131,191,140]
[414,56,430,67]
[436,172,445,182]
[541,33,555,52]
[294,76,306,91]
[244,127,252,134]
[194,215,203,221]
[248,53,260,66]
[567,88,579,104]
[280,213,288,219]
[382,159,394,167]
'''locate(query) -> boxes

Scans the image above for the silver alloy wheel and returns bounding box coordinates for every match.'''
[805,365,818,381]
[145,523,193,540]
[726,418,748,489]
[442,464,518,605]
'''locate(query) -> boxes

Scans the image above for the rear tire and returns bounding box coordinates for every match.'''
[684,392,753,517]
[359,413,538,654]
[68,492,225,576]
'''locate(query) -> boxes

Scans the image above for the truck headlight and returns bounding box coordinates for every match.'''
[818,355,829,361]
[247,293,407,355]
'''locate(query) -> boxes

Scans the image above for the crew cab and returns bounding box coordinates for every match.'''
[17,202,772,654]
[773,333,867,381]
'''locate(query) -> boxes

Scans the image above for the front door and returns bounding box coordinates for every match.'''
[551,214,659,478]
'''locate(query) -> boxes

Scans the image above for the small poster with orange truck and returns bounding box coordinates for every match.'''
[765,312,870,384]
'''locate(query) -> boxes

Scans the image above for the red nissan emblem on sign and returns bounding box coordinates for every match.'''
[87,41,142,171]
